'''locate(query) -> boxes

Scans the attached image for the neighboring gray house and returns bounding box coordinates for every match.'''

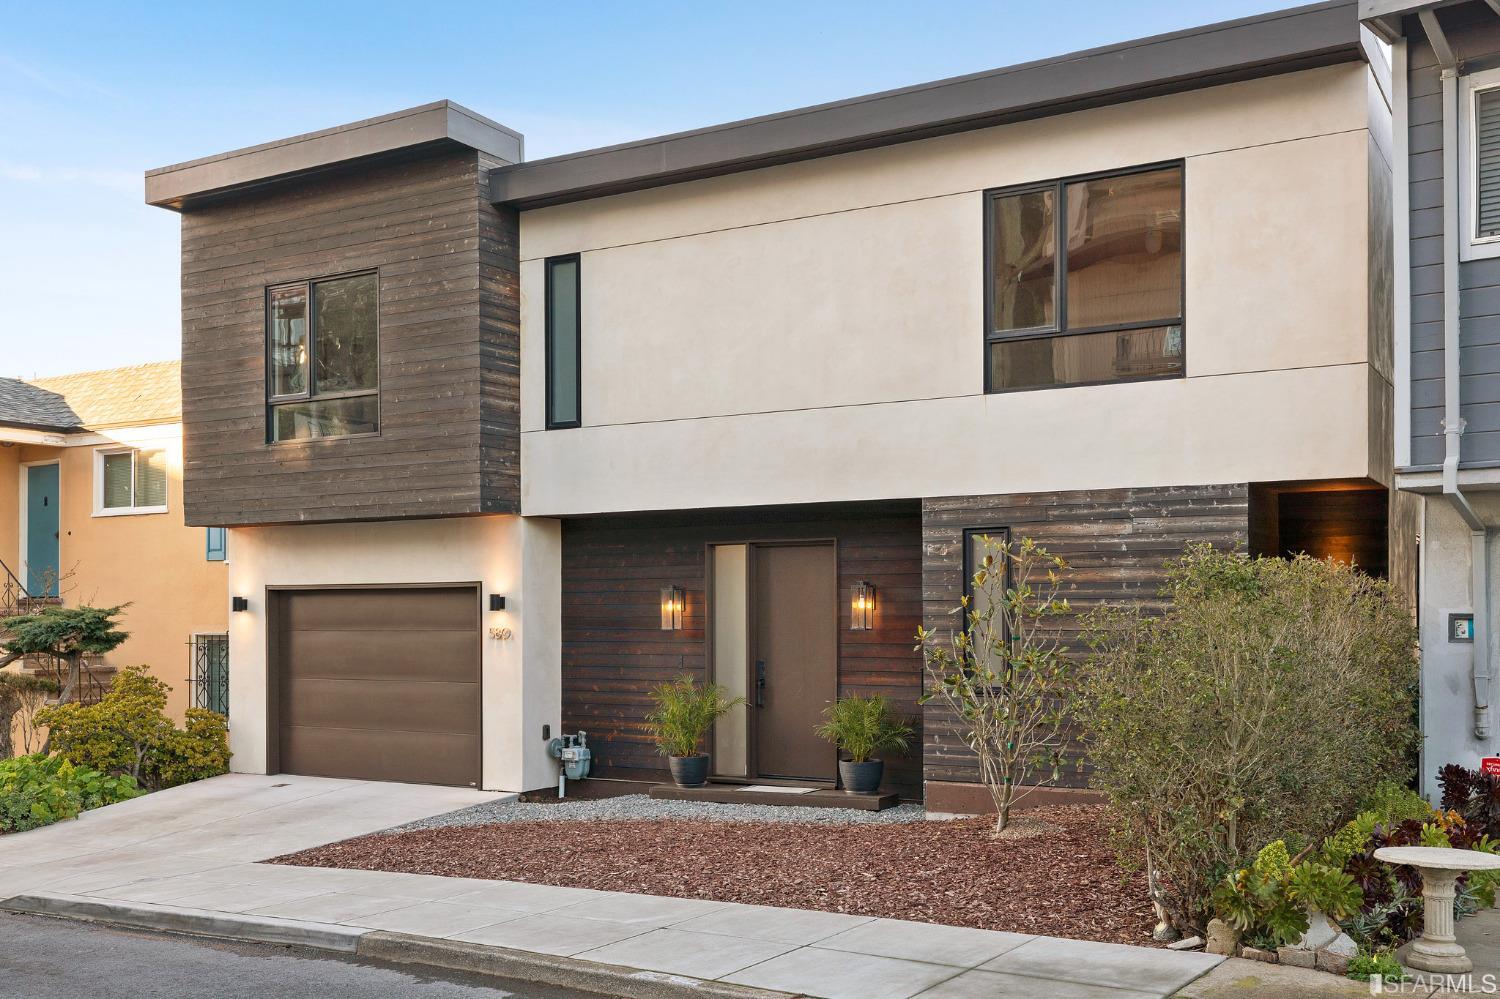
[1366,0,1500,794]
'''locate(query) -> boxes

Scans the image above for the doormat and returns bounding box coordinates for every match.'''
[741,785,817,794]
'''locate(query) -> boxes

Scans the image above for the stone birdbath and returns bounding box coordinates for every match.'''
[1373,846,1500,974]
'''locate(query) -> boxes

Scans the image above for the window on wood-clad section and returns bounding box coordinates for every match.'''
[546,255,581,429]
[98,448,167,514]
[267,272,378,442]
[985,165,1183,392]
[1476,88,1500,241]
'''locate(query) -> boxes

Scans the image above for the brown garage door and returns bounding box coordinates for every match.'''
[273,587,480,787]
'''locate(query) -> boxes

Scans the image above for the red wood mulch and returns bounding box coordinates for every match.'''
[273,804,1155,946]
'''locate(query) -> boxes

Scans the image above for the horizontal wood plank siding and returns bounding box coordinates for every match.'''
[920,484,1249,789]
[560,502,924,799]
[178,146,519,526]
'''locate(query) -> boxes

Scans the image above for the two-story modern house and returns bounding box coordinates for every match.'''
[146,0,1401,810]
[1365,0,1500,798]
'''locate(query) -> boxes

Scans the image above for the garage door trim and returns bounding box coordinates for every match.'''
[265,582,484,787]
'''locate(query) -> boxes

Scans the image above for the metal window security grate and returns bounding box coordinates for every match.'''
[187,633,229,715]
[1478,89,1500,239]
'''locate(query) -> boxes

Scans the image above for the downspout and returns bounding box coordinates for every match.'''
[1424,9,1492,741]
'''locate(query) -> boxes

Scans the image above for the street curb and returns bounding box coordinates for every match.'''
[0,891,366,953]
[358,931,797,999]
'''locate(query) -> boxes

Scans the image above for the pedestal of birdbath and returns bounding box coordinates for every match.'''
[1373,846,1500,974]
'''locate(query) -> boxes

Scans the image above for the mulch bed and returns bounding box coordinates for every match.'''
[273,804,1155,945]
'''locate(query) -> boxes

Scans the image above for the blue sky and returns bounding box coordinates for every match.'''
[0,0,1289,379]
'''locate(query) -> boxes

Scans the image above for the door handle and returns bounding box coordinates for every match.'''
[755,660,766,708]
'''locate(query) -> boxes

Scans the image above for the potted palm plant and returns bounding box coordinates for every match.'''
[647,675,745,788]
[815,694,913,794]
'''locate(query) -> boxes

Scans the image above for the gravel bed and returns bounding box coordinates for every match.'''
[276,804,1153,945]
[388,793,927,832]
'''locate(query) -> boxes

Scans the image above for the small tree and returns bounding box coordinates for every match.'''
[0,672,59,758]
[0,605,129,704]
[917,535,1073,833]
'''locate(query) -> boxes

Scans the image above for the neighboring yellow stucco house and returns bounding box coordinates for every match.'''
[0,361,228,719]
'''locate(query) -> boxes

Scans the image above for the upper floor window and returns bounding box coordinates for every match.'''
[267,272,379,442]
[96,447,167,516]
[985,164,1184,392]
[545,255,581,429]
[1462,70,1500,261]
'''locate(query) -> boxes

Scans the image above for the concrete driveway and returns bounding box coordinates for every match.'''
[0,773,501,901]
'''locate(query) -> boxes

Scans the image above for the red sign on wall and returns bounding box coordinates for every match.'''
[1482,758,1500,777]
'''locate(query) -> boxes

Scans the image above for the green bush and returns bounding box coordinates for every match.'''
[646,676,745,759]
[1080,546,1419,934]
[38,666,229,790]
[814,694,913,763]
[1212,840,1362,948]
[0,753,139,833]
[1348,949,1406,985]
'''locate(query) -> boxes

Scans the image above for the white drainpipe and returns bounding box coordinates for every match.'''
[1428,9,1492,740]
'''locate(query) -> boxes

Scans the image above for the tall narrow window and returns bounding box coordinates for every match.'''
[985,164,1184,392]
[266,272,379,442]
[1476,88,1500,241]
[546,255,581,429]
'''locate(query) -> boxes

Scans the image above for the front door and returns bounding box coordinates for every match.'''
[24,464,59,597]
[752,543,837,781]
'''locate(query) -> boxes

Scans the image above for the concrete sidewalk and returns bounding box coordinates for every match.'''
[0,774,1224,999]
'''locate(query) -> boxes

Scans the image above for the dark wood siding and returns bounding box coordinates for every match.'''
[560,502,924,799]
[178,146,519,526]
[920,484,1249,790]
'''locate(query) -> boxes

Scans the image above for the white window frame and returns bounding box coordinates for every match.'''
[93,446,168,517]
[1460,67,1500,261]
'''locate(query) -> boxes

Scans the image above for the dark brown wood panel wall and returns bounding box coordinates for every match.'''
[561,502,924,798]
[178,145,519,526]
[920,484,1249,789]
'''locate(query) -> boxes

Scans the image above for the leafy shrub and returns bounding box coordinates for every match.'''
[0,753,139,833]
[1212,840,1362,948]
[1080,546,1419,933]
[38,666,229,790]
[646,676,745,759]
[0,672,59,759]
[1348,949,1407,985]
[814,694,913,763]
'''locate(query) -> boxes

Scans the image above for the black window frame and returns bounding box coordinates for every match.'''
[264,269,381,445]
[982,160,1186,394]
[544,254,582,430]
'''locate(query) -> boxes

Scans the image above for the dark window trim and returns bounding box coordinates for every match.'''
[264,268,381,445]
[982,159,1186,394]
[544,253,582,430]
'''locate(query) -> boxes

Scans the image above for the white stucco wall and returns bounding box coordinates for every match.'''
[517,63,1385,517]
[225,515,561,792]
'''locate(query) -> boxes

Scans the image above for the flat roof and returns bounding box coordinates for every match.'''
[490,0,1364,209]
[145,100,523,211]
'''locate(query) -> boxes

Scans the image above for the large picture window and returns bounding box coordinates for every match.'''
[266,272,379,442]
[985,164,1184,392]
[545,255,581,429]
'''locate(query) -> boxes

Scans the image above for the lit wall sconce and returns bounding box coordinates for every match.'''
[850,581,876,631]
[489,594,506,612]
[231,596,249,613]
[660,585,685,631]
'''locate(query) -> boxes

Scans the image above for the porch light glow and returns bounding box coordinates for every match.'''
[850,581,876,631]
[660,586,685,631]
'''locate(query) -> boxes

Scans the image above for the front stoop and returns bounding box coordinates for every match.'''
[648,782,901,810]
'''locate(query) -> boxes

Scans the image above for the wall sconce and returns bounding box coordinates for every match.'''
[850,581,876,631]
[489,594,506,612]
[231,596,249,613]
[660,586,684,631]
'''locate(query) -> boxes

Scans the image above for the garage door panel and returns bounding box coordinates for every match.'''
[281,589,478,632]
[281,677,479,734]
[282,726,478,787]
[281,630,477,683]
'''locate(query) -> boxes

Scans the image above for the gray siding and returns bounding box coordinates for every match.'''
[1409,4,1500,469]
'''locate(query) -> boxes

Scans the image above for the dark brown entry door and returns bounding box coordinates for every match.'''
[753,543,837,781]
[274,587,481,787]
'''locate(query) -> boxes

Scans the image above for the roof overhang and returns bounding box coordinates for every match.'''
[490,0,1366,210]
[145,100,523,211]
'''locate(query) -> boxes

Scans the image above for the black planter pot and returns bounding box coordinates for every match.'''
[840,759,884,795]
[669,754,710,788]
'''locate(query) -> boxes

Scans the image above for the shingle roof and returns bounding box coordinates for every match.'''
[10,361,182,431]
[0,378,80,431]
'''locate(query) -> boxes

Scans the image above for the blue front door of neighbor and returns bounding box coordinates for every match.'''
[26,464,59,596]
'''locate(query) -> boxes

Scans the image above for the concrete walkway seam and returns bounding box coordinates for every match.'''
[0,892,366,954]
